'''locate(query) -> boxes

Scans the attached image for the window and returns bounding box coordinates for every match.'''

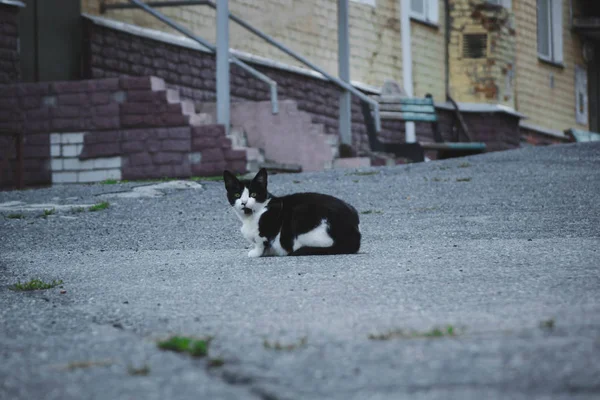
[410,0,438,25]
[575,65,588,125]
[462,33,489,59]
[537,0,563,64]
[487,0,512,8]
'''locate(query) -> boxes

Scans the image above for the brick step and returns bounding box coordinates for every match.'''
[195,99,337,172]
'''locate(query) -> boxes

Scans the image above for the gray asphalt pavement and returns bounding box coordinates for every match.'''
[1,142,599,400]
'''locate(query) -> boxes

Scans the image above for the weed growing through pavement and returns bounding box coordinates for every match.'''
[456,177,472,182]
[190,176,224,182]
[89,201,110,212]
[6,213,24,219]
[128,364,151,376]
[71,207,86,213]
[157,336,212,357]
[347,171,379,176]
[64,360,112,371]
[369,325,458,340]
[263,336,308,351]
[360,210,383,215]
[42,208,55,218]
[100,179,119,184]
[207,358,225,369]
[540,318,555,330]
[414,207,439,212]
[10,278,63,291]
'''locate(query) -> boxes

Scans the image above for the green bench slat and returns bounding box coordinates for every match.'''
[378,96,434,106]
[380,104,436,113]
[566,129,600,142]
[379,111,438,122]
[420,142,486,151]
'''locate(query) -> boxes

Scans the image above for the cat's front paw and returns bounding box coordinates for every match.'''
[248,247,263,258]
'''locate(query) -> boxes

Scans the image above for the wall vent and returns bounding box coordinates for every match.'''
[462,33,488,59]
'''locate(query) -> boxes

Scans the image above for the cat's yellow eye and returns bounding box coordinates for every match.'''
[234,193,241,198]
[250,193,257,197]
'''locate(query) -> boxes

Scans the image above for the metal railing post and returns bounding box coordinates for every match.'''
[203,1,381,133]
[216,0,230,133]
[338,0,351,146]
[126,0,277,116]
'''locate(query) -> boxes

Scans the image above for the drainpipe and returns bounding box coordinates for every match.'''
[400,0,416,143]
[445,0,450,100]
[216,0,230,134]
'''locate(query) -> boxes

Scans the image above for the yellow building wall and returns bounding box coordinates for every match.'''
[82,0,445,100]
[448,0,517,108]
[514,0,587,131]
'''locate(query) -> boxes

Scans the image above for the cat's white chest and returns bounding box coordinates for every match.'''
[240,215,261,244]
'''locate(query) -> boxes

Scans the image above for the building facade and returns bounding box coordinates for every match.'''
[80,0,596,136]
[1,0,599,188]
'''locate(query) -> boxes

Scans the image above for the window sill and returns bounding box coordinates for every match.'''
[410,16,439,30]
[538,57,565,69]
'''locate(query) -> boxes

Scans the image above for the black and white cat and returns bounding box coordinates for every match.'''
[223,168,361,257]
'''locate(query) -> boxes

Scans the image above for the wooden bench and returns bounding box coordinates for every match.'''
[361,93,486,163]
[565,128,600,142]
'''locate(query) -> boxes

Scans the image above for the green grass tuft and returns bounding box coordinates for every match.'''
[207,358,225,368]
[540,318,555,330]
[89,201,110,212]
[369,325,458,341]
[64,360,112,371]
[6,213,24,219]
[128,364,151,376]
[263,336,307,351]
[42,208,55,218]
[10,278,63,291]
[348,171,379,176]
[292,180,302,184]
[190,176,225,182]
[71,207,86,213]
[456,177,472,182]
[157,336,211,357]
[360,210,383,215]
[100,179,119,185]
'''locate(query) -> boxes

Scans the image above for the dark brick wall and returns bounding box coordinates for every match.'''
[83,17,522,159]
[520,126,572,146]
[0,76,241,188]
[0,4,20,84]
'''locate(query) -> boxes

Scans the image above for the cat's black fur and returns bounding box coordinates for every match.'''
[224,169,361,257]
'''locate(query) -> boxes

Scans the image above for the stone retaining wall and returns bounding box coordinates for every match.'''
[0,76,247,188]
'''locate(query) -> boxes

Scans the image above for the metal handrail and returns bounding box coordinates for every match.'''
[127,0,278,114]
[202,0,381,133]
[104,0,381,132]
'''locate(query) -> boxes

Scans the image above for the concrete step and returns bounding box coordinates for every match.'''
[180,100,196,116]
[189,113,213,126]
[229,127,249,148]
[165,89,180,103]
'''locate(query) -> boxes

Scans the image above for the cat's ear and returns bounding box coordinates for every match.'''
[253,168,268,190]
[223,170,239,192]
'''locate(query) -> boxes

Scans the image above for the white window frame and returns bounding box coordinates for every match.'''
[575,65,588,125]
[537,0,563,64]
[410,0,439,25]
[487,0,512,8]
[351,0,376,6]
